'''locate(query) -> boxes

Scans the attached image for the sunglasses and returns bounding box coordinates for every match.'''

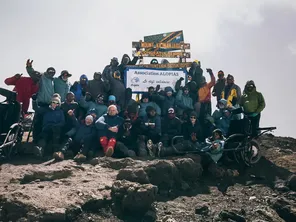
[51,101,59,105]
[190,116,196,119]
[48,70,55,74]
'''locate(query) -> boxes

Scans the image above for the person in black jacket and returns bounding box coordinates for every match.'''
[212,70,226,104]
[161,108,182,147]
[118,54,139,82]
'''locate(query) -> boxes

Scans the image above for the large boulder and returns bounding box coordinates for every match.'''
[111,180,158,215]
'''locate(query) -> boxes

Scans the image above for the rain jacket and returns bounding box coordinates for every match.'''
[26,66,54,104]
[175,89,194,111]
[79,96,107,118]
[70,75,88,101]
[4,75,39,113]
[87,75,110,99]
[239,86,265,114]
[118,54,139,82]
[221,84,241,107]
[140,114,161,136]
[198,74,215,103]
[54,76,71,102]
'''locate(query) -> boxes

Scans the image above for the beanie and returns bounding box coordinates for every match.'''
[108,95,116,101]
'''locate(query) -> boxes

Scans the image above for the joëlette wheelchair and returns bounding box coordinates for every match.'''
[0,88,24,159]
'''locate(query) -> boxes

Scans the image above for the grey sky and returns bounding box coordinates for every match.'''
[0,0,295,137]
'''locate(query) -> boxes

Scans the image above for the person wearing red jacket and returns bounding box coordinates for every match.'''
[4,73,39,114]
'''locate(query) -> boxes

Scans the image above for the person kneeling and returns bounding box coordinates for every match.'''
[95,105,124,157]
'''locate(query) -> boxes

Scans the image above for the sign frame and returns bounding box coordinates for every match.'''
[126,62,192,69]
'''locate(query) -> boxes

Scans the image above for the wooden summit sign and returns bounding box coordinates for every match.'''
[127,62,192,69]
[132,50,191,58]
[132,42,190,50]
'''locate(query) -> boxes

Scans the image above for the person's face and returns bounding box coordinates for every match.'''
[183,89,189,95]
[111,60,118,66]
[247,84,255,92]
[108,107,117,116]
[80,78,87,85]
[94,73,101,80]
[66,94,74,102]
[97,97,104,104]
[148,88,154,94]
[62,74,69,81]
[47,69,56,77]
[149,110,156,116]
[85,118,93,126]
[109,100,115,105]
[218,102,226,110]
[166,91,172,97]
[188,76,192,81]
[51,101,59,109]
[214,132,220,140]
[128,113,136,120]
[227,78,234,85]
[218,73,224,80]
[123,57,130,65]
[142,98,149,103]
[190,115,196,124]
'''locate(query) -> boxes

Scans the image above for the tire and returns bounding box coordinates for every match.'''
[241,139,261,166]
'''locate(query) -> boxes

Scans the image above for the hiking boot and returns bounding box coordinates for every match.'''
[147,139,155,157]
[53,151,64,161]
[34,146,44,158]
[105,147,114,157]
[74,153,87,162]
[157,142,163,157]
[90,157,99,166]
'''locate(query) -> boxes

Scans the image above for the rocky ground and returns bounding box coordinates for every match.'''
[1,134,296,222]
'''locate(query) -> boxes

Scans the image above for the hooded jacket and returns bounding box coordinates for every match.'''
[26,66,54,104]
[79,96,107,118]
[138,93,161,117]
[188,65,203,88]
[118,54,139,81]
[156,87,176,115]
[239,81,265,114]
[182,112,204,143]
[4,75,39,113]
[212,78,226,101]
[175,89,194,111]
[54,76,71,102]
[87,74,110,99]
[212,99,232,135]
[221,83,241,107]
[70,75,88,101]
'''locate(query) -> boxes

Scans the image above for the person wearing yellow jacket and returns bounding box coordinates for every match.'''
[221,74,241,108]
[239,80,265,136]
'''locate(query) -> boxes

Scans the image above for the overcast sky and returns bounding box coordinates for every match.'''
[0,0,295,137]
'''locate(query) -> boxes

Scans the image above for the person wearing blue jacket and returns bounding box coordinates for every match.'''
[95,105,124,157]
[33,96,65,158]
[175,85,194,117]
[70,74,88,101]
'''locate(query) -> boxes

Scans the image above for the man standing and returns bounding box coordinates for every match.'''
[239,80,265,136]
[212,70,226,103]
[221,74,241,108]
[87,72,110,99]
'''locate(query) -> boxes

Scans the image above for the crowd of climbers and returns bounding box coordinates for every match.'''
[4,55,266,178]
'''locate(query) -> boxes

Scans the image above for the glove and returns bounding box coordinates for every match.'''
[31,94,38,101]
[26,59,33,68]
[179,77,184,81]
[206,68,213,74]
[249,113,258,117]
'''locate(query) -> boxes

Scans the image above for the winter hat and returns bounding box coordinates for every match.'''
[88,108,98,116]
[111,57,118,62]
[141,92,149,100]
[218,70,224,76]
[108,95,116,101]
[51,97,61,105]
[146,106,156,113]
[190,111,197,118]
[52,93,61,100]
[246,80,256,87]
[60,70,72,77]
[227,74,234,80]
[150,59,158,64]
[85,115,94,123]
[218,99,228,106]
[97,94,104,100]
[46,67,56,74]
[168,108,175,114]
[164,86,173,93]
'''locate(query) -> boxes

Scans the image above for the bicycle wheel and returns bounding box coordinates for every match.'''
[224,134,245,164]
[241,139,261,166]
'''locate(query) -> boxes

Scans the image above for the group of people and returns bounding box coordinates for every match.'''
[4,55,266,177]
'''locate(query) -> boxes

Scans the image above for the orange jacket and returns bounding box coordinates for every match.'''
[198,74,215,103]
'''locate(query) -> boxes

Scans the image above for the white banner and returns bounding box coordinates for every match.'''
[124,68,187,93]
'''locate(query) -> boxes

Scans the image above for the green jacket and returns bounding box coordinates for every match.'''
[54,77,71,102]
[26,67,54,104]
[240,89,265,113]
